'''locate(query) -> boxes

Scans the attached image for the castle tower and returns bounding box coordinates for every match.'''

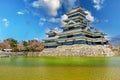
[43,7,108,48]
[57,7,107,46]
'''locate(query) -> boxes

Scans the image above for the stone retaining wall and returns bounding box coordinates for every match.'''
[39,44,114,56]
[0,52,26,58]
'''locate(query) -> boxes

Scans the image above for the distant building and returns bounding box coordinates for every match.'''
[43,7,108,48]
[2,49,12,52]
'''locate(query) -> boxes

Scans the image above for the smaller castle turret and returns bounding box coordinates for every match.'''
[43,29,58,48]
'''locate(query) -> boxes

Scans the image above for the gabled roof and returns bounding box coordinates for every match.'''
[46,29,58,35]
[66,7,87,15]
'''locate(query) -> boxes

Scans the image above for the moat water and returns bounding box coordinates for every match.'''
[0,56,120,80]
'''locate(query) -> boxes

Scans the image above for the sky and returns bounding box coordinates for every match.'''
[0,0,120,41]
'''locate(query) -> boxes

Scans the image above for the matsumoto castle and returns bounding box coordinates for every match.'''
[43,7,108,48]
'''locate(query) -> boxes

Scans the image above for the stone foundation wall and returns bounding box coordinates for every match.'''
[27,52,40,56]
[39,44,114,56]
[0,52,26,57]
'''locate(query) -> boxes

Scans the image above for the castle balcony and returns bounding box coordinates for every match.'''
[80,37,106,42]
[57,36,87,42]
[57,35,107,43]
[58,29,84,36]
[92,38,107,42]
[84,30,105,37]
[64,15,87,23]
[67,12,86,18]
[94,32,106,36]
[61,22,87,29]
[58,28,104,37]
[44,42,58,46]
[43,36,58,41]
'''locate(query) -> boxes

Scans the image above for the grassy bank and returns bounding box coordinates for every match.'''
[0,56,120,67]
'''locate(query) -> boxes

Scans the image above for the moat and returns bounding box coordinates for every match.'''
[0,56,120,80]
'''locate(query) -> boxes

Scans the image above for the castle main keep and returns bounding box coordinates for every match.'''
[43,7,108,48]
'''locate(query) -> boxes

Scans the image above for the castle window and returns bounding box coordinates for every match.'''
[68,27,75,30]
[45,40,55,43]
[75,20,81,23]
[68,22,74,25]
[67,35,73,38]
[59,36,67,39]
[74,26,81,29]
[68,13,86,18]
[74,34,84,37]
[63,29,69,32]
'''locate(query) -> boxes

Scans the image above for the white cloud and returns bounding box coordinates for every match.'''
[93,19,109,24]
[40,18,46,22]
[39,17,61,26]
[61,14,68,26]
[34,38,39,40]
[26,0,77,17]
[38,15,68,26]
[2,18,9,27]
[17,11,24,15]
[61,14,68,21]
[32,0,61,16]
[47,14,68,25]
[93,0,105,10]
[61,0,77,11]
[95,18,99,23]
[39,18,46,25]
[85,10,95,22]
[104,19,109,23]
[49,17,60,23]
